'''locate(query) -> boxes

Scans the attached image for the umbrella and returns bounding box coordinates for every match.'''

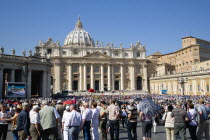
[138,98,161,117]
[88,89,95,92]
[63,100,74,105]
[13,102,21,105]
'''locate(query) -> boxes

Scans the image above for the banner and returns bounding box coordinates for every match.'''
[161,90,167,94]
[7,82,26,97]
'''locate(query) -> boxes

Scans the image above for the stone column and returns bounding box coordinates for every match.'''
[108,64,111,91]
[54,63,61,93]
[186,82,189,95]
[120,64,124,90]
[101,65,104,91]
[47,70,51,97]
[27,69,32,99]
[202,79,206,95]
[83,64,87,91]
[91,64,94,89]
[112,65,115,90]
[143,65,148,92]
[0,68,3,98]
[42,71,47,97]
[193,79,197,95]
[79,64,83,91]
[68,64,72,91]
[11,69,15,82]
[130,65,135,90]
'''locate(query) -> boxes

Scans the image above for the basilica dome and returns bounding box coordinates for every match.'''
[64,17,94,46]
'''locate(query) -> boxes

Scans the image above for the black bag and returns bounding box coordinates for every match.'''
[160,112,168,126]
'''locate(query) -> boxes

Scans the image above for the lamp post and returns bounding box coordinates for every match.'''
[160,83,163,94]
[177,77,188,95]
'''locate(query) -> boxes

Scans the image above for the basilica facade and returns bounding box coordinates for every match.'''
[37,18,149,93]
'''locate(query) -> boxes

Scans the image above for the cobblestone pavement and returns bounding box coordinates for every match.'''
[6,121,202,140]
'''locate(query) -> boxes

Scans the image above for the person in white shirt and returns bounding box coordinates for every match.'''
[162,105,174,140]
[187,104,198,140]
[67,104,83,140]
[29,105,41,140]
[82,102,93,140]
[91,102,100,140]
[62,106,71,140]
[0,105,11,140]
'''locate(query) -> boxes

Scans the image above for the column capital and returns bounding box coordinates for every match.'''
[67,63,73,66]
[143,64,147,68]
[54,63,61,66]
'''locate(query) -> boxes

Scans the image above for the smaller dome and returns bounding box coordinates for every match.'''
[64,17,94,46]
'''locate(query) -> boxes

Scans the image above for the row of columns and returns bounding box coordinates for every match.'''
[0,68,3,98]
[0,68,50,98]
[151,78,209,95]
[54,63,148,92]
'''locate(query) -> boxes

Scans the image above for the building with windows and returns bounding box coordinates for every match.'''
[36,17,148,93]
[149,37,210,95]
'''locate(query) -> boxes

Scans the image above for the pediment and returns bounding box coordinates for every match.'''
[84,51,111,58]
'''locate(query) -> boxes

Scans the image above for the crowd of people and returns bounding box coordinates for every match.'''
[0,94,209,140]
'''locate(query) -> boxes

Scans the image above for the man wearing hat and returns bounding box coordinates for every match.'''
[29,105,41,140]
[55,100,64,140]
[62,106,71,140]
[197,99,210,140]
[39,100,60,140]
[171,101,188,140]
[127,99,138,140]
[16,103,31,140]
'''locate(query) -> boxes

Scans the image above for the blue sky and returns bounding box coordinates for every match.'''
[0,0,210,56]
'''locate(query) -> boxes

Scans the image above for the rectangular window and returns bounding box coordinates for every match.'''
[73,66,78,72]
[207,85,209,92]
[94,66,99,73]
[137,52,140,57]
[73,51,78,55]
[63,51,66,55]
[114,52,119,56]
[198,85,201,91]
[190,85,192,91]
[114,66,119,73]
[47,49,52,54]
[125,53,128,57]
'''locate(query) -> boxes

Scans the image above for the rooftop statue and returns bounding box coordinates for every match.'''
[120,43,123,48]
[12,48,15,55]
[0,46,4,54]
[23,50,26,57]
[29,50,32,56]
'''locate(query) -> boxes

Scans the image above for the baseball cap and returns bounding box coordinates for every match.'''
[66,106,70,111]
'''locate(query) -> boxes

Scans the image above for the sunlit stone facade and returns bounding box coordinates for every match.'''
[149,37,210,95]
[36,18,149,93]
